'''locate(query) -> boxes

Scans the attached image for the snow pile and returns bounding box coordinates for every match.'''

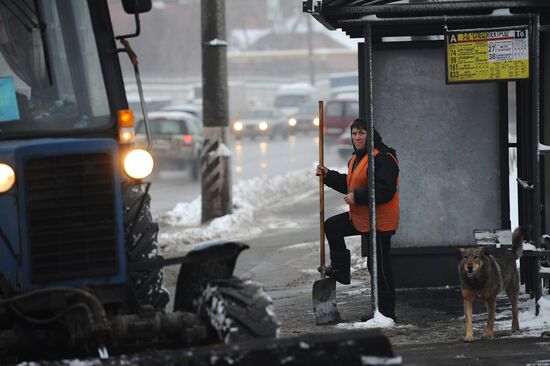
[335,310,395,330]
[513,293,550,336]
[156,169,318,251]
[363,311,395,328]
[487,291,550,337]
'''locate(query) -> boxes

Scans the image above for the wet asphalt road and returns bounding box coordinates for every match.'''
[149,133,344,215]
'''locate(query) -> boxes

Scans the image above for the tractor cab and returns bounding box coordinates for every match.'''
[0,1,126,140]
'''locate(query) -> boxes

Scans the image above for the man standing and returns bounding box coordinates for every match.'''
[316,118,399,320]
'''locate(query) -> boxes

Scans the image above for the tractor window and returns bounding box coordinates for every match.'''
[0,0,111,138]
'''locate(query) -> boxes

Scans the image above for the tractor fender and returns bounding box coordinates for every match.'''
[172,240,249,312]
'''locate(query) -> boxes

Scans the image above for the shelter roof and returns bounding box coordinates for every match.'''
[304,1,550,39]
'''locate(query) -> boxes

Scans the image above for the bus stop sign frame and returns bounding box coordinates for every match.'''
[445,26,530,84]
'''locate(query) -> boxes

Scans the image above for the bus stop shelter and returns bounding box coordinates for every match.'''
[304,0,550,312]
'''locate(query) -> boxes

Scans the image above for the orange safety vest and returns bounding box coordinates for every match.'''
[346,148,399,232]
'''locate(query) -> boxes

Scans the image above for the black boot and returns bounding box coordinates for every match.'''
[379,291,397,321]
[318,250,350,285]
[360,291,397,322]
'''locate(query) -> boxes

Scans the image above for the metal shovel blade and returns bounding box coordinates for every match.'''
[312,277,340,325]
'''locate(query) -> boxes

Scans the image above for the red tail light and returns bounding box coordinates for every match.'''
[182,134,193,146]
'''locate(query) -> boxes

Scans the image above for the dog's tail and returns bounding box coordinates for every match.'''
[512,227,524,259]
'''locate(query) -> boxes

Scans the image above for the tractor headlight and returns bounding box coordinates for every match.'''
[124,149,154,180]
[288,118,297,127]
[0,163,15,193]
[313,117,320,126]
[258,121,268,131]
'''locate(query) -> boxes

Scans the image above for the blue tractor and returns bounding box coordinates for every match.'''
[0,0,278,361]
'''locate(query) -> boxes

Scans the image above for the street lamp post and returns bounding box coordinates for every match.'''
[200,0,232,223]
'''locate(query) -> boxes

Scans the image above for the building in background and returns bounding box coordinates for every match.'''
[109,0,358,117]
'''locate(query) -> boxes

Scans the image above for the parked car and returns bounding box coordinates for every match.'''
[135,111,202,179]
[231,107,288,139]
[286,103,319,134]
[324,98,359,143]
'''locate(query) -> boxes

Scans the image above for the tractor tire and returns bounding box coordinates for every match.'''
[122,182,169,311]
[195,278,280,344]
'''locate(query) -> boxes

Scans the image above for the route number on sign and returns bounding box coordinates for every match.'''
[445,27,530,83]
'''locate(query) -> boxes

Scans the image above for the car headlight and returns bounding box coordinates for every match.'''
[313,117,320,126]
[259,121,268,131]
[124,149,154,180]
[233,121,243,131]
[288,118,297,127]
[0,163,15,193]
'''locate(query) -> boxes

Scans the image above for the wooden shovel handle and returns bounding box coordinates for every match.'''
[319,101,325,274]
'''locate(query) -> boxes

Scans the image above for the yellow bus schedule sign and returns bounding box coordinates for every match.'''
[445,27,530,83]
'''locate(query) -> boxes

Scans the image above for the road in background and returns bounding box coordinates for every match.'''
[149,133,345,215]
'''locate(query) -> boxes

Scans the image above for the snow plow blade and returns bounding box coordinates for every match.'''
[85,329,401,365]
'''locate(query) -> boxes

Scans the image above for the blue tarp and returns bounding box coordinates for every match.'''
[0,77,20,122]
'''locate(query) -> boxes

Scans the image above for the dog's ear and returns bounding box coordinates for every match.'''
[457,247,465,259]
[480,246,489,256]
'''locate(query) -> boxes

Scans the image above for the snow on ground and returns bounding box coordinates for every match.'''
[496,292,550,337]
[447,289,550,338]
[336,310,395,330]
[155,168,319,251]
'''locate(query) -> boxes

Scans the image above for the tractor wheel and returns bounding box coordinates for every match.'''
[195,278,280,343]
[122,182,169,311]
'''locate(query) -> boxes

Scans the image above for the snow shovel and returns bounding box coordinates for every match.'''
[312,100,341,325]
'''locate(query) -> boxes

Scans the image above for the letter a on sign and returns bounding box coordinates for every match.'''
[449,34,457,43]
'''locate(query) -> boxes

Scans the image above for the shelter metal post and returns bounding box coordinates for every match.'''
[363,23,378,315]
[499,82,511,229]
[532,14,542,248]
[531,14,543,314]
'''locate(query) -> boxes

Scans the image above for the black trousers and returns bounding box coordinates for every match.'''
[324,212,395,295]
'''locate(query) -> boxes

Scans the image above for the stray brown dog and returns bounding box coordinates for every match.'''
[457,227,523,342]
